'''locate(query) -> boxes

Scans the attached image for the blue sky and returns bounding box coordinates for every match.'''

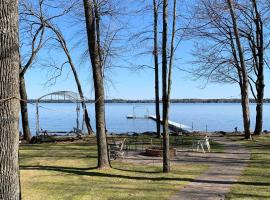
[25,41,270,100]
[22,0,270,100]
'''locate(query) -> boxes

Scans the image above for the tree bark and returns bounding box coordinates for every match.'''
[0,0,20,199]
[83,0,110,168]
[252,0,264,135]
[240,87,251,139]
[19,73,32,141]
[254,95,263,135]
[162,0,170,173]
[153,0,161,138]
[227,0,251,139]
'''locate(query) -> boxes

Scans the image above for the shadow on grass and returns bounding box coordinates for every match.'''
[112,167,161,174]
[226,192,270,199]
[20,165,270,186]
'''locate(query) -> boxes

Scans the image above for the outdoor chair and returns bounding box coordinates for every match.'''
[109,138,126,160]
[192,135,211,153]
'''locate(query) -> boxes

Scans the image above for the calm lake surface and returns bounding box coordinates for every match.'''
[20,103,270,134]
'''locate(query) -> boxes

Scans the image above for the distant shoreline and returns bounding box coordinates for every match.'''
[28,98,270,103]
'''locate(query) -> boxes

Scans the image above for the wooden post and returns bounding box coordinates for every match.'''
[36,102,40,136]
[76,103,80,133]
[82,105,85,133]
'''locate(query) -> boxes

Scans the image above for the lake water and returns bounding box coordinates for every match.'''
[20,103,270,134]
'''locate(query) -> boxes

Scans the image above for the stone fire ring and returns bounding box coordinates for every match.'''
[145,147,176,157]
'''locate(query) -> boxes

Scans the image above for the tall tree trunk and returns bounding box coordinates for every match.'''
[18,26,45,143]
[161,0,177,173]
[19,73,32,141]
[252,0,264,135]
[153,0,161,138]
[254,89,263,135]
[0,0,20,199]
[45,24,94,135]
[83,0,110,168]
[162,0,170,173]
[227,0,251,139]
[240,87,251,139]
[167,0,177,118]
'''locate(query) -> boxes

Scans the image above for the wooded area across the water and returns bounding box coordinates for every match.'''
[28,98,270,103]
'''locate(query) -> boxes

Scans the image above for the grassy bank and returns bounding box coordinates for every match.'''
[226,135,270,199]
[19,138,208,200]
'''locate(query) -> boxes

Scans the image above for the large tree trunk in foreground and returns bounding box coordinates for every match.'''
[153,0,161,138]
[83,0,110,168]
[0,0,20,199]
[227,0,251,139]
[19,74,32,141]
[162,0,177,173]
[162,0,170,173]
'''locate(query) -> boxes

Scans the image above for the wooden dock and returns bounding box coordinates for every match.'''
[148,115,191,133]
[126,115,149,119]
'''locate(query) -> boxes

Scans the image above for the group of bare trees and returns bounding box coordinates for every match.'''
[1,0,112,198]
[2,0,270,198]
[190,0,270,139]
[19,0,95,141]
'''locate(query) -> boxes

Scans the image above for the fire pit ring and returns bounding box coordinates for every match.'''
[145,147,176,157]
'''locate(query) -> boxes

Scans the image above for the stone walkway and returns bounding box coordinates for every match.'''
[122,136,250,200]
[171,136,250,200]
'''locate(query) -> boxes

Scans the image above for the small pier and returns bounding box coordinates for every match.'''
[126,113,191,133]
[126,106,150,119]
[126,115,149,119]
[148,115,191,133]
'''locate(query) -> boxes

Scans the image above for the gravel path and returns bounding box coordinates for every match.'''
[121,136,250,200]
[170,136,250,200]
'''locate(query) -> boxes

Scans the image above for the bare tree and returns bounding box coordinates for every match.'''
[227,0,251,139]
[249,0,265,135]
[45,22,94,135]
[162,0,169,172]
[0,0,20,199]
[19,12,46,141]
[153,0,161,138]
[20,0,94,135]
[127,0,162,138]
[83,0,110,168]
[162,0,177,173]
[189,0,253,139]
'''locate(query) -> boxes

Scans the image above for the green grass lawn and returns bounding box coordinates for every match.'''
[19,139,208,200]
[226,135,270,200]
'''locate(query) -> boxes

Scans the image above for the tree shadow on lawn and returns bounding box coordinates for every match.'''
[20,165,270,186]
[226,192,270,199]
[112,167,161,174]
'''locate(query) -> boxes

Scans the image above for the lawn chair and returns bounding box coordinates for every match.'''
[192,136,211,153]
[109,138,126,160]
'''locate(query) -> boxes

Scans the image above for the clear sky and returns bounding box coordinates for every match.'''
[22,0,270,100]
